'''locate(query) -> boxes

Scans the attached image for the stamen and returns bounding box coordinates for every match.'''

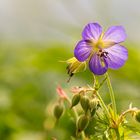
[97,50,108,58]
[101,51,108,58]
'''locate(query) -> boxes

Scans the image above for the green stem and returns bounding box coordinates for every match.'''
[98,76,107,90]
[96,90,110,119]
[105,73,117,120]
[67,97,86,140]
[93,75,110,119]
[115,128,121,140]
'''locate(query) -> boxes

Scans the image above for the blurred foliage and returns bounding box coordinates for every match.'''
[0,41,140,140]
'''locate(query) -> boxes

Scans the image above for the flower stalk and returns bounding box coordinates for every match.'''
[106,73,117,120]
[95,90,110,119]
[93,75,110,119]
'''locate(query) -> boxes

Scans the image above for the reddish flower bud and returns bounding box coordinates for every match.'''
[56,85,67,99]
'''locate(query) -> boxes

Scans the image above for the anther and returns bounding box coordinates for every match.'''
[100,51,108,58]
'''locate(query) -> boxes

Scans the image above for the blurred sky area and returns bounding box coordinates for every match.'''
[0,0,140,44]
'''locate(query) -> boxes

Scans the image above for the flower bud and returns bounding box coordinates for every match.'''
[80,96,90,112]
[66,57,87,75]
[56,85,68,99]
[135,111,140,123]
[77,115,89,132]
[91,108,96,117]
[71,93,80,108]
[53,104,64,120]
[89,98,98,112]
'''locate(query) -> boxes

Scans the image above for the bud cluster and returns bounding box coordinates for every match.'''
[53,85,100,135]
[70,88,100,134]
[71,89,99,115]
[52,84,140,139]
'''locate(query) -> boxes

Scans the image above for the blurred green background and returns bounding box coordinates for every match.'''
[0,0,140,140]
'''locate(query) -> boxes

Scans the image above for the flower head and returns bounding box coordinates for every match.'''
[74,22,128,75]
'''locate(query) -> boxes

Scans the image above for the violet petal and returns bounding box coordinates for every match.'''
[74,40,92,62]
[82,23,102,41]
[102,26,127,43]
[89,53,108,75]
[104,44,128,69]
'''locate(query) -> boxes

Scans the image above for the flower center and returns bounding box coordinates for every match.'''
[94,40,104,49]
[85,33,104,52]
[85,33,110,60]
[95,32,104,47]
[86,32,115,51]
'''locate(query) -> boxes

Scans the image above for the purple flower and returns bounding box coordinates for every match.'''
[74,22,128,75]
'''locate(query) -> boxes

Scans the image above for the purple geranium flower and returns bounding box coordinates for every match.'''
[74,22,128,75]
